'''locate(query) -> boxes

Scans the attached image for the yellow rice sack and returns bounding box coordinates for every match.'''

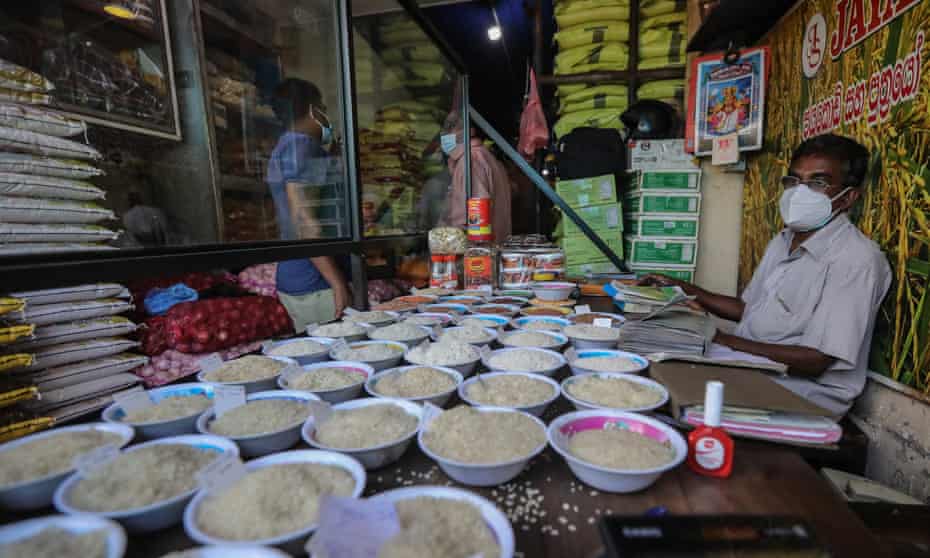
[639,54,686,70]
[555,0,629,16]
[560,95,629,116]
[556,6,630,28]
[382,43,443,64]
[640,0,687,17]
[639,27,687,60]
[555,21,630,49]
[637,79,685,102]
[555,43,629,74]
[640,12,686,30]
[562,84,629,105]
[554,108,625,137]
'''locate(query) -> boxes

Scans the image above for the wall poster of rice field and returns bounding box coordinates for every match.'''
[743,0,929,390]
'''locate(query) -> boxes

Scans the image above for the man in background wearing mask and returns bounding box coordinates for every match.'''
[266,78,351,331]
[641,134,891,416]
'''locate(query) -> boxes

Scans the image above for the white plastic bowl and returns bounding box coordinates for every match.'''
[418,303,468,315]
[0,422,134,511]
[53,434,239,533]
[530,281,576,302]
[262,337,335,366]
[569,312,626,327]
[509,316,571,332]
[345,310,400,326]
[197,356,297,394]
[196,390,319,458]
[564,325,622,350]
[458,372,560,417]
[567,349,650,376]
[159,546,290,558]
[436,325,498,348]
[102,383,215,440]
[481,347,566,377]
[369,486,515,558]
[368,324,432,345]
[418,407,547,487]
[403,312,455,327]
[278,361,373,403]
[403,343,482,378]
[455,313,511,330]
[471,304,520,317]
[306,322,373,343]
[547,410,687,493]
[329,340,407,372]
[560,373,669,412]
[497,329,568,351]
[365,365,463,407]
[0,514,126,558]
[302,398,423,470]
[439,295,484,306]
[183,449,366,552]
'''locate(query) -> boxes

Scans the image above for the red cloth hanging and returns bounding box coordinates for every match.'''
[517,67,549,161]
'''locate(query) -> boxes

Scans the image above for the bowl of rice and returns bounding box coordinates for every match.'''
[368,323,432,345]
[547,409,686,493]
[567,349,649,376]
[329,340,407,372]
[439,295,484,306]
[102,383,215,440]
[368,486,514,558]
[497,330,568,351]
[486,296,530,307]
[520,306,572,317]
[561,373,668,413]
[530,281,576,302]
[365,365,463,407]
[53,434,238,533]
[418,303,468,316]
[418,406,547,486]
[0,514,126,558]
[306,321,373,343]
[481,347,566,377]
[302,398,422,470]
[158,546,290,558]
[436,325,498,347]
[403,312,455,327]
[197,355,296,394]
[404,340,481,377]
[563,323,621,350]
[458,372,560,417]
[278,361,373,403]
[262,337,335,366]
[510,316,571,332]
[0,423,135,512]
[196,390,319,458]
[344,310,400,326]
[569,312,626,328]
[183,450,365,552]
[471,304,520,317]
[455,314,510,330]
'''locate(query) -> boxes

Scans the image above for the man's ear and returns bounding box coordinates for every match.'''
[839,188,861,212]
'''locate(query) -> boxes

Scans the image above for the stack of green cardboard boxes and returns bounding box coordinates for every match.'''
[624,140,701,283]
[555,174,624,276]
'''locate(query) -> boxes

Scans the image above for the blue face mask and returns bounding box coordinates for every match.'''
[320,124,333,146]
[440,133,457,155]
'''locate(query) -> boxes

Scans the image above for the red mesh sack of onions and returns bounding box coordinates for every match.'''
[237,263,277,297]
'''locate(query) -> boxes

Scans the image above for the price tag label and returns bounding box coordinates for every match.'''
[279,362,302,383]
[329,338,348,356]
[416,338,431,351]
[309,400,333,424]
[198,353,223,373]
[712,132,740,165]
[214,385,245,417]
[574,304,591,315]
[431,325,443,340]
[307,496,400,558]
[74,443,120,475]
[593,318,613,328]
[197,454,247,493]
[113,386,153,414]
[564,347,578,362]
[305,322,319,336]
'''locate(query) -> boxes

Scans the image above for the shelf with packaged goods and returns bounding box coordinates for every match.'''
[537,67,686,85]
[64,0,162,43]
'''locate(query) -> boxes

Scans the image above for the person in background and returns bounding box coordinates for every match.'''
[267,78,351,331]
[438,113,514,242]
[641,134,891,416]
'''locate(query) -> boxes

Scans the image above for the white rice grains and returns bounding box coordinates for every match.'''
[564,324,620,341]
[0,430,123,486]
[405,341,478,367]
[464,374,554,408]
[314,404,418,449]
[312,321,367,337]
[195,463,355,541]
[208,399,311,437]
[289,367,365,391]
[566,376,663,409]
[422,406,544,464]
[438,326,493,344]
[121,394,212,424]
[572,355,642,373]
[332,342,403,362]
[370,323,430,342]
[345,311,395,324]
[378,496,500,558]
[486,349,560,372]
[568,428,675,470]
[201,356,285,383]
[0,527,108,558]
[268,339,328,357]
[500,331,561,348]
[372,367,456,399]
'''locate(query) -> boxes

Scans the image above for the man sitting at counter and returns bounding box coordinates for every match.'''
[641,134,892,416]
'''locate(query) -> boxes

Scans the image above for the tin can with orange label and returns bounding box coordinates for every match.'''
[466,197,492,241]
[464,247,494,289]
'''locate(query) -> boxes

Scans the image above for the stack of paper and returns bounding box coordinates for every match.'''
[683,407,842,445]
[604,283,692,314]
[617,308,715,357]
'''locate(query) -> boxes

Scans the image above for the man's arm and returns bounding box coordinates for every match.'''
[310,255,350,317]
[714,331,836,378]
[639,274,745,322]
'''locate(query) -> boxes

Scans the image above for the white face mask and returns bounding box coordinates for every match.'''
[779,184,850,232]
[440,133,458,155]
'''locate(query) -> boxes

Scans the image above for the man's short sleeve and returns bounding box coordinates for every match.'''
[740,236,780,305]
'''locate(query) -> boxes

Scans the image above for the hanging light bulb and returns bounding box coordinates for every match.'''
[487,25,502,41]
[103,1,138,19]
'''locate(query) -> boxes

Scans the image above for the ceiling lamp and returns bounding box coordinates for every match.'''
[487,25,502,41]
[103,1,138,20]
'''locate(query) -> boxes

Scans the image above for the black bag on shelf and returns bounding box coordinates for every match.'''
[556,127,626,180]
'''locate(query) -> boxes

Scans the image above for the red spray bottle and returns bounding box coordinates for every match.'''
[687,380,733,478]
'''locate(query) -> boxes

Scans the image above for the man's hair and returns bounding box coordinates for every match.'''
[790,134,870,188]
[272,78,322,125]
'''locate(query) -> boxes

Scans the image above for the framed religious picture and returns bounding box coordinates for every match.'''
[687,46,769,155]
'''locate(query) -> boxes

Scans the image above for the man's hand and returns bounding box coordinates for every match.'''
[332,283,351,319]
[640,274,746,322]
[637,273,690,290]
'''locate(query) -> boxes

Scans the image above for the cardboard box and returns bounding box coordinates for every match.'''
[562,203,623,236]
[628,139,700,171]
[624,236,697,266]
[561,234,624,265]
[625,192,701,215]
[556,174,617,207]
[566,262,624,276]
[632,170,701,191]
[629,265,695,282]
[625,214,700,238]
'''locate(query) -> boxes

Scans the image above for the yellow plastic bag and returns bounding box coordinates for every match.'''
[557,83,590,98]
[555,21,630,49]
[639,54,686,70]
[0,324,34,345]
[555,0,629,16]
[0,297,24,317]
[640,27,687,59]
[391,62,446,88]
[556,6,630,28]
[640,12,686,30]
[0,354,32,373]
[554,108,625,137]
[562,84,629,105]
[638,79,685,101]
[640,0,687,18]
[382,43,443,64]
[560,96,629,116]
[556,43,629,74]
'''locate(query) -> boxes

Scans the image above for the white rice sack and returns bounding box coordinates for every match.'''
[0,154,103,179]
[0,172,104,200]
[0,197,114,224]
[0,126,102,160]
[0,243,116,256]
[0,59,54,93]
[1,298,133,326]
[15,337,139,373]
[0,87,50,105]
[4,317,137,352]
[0,223,119,243]
[0,102,86,137]
[27,353,148,386]
[8,283,130,305]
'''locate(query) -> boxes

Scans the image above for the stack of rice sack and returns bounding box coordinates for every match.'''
[0,283,143,441]
[0,59,118,255]
[552,0,631,138]
[636,1,687,112]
